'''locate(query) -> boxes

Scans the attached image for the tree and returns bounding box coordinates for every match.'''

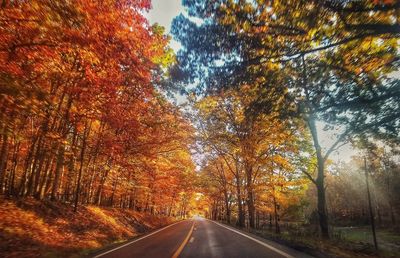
[172,0,399,238]
[192,88,300,228]
[0,0,196,217]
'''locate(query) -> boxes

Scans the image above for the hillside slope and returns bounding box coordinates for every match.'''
[0,198,175,258]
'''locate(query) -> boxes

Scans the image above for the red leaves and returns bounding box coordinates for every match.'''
[0,0,195,220]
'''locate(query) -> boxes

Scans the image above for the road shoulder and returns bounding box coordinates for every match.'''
[207,219,314,258]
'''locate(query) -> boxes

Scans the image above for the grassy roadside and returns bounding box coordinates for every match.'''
[0,198,176,258]
[216,220,400,258]
[250,228,400,258]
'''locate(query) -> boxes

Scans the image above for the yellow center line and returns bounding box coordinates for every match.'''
[171,220,195,258]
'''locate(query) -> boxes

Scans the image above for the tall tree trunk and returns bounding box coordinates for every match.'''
[223,190,231,224]
[130,188,137,210]
[269,213,272,230]
[302,55,330,239]
[0,108,12,194]
[74,122,90,212]
[273,193,280,234]
[19,131,38,196]
[365,157,378,250]
[26,134,45,196]
[246,165,255,229]
[37,154,54,199]
[236,180,244,227]
[7,140,19,196]
[33,150,48,199]
[86,144,101,204]
[308,115,330,239]
[51,144,65,201]
[94,165,111,206]
[168,192,176,216]
[0,133,9,194]
[63,127,78,202]
[110,177,118,207]
[29,112,51,196]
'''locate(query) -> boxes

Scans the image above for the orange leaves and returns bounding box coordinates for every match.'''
[0,198,176,257]
[0,0,195,221]
[194,86,308,222]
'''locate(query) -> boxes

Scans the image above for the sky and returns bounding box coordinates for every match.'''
[145,0,359,163]
[146,0,184,52]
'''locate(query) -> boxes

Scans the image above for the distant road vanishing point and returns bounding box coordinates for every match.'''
[93,217,313,258]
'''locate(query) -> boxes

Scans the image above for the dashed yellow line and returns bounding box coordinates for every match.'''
[171,221,195,258]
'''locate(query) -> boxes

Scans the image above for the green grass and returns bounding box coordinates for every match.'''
[242,225,400,258]
[334,227,400,257]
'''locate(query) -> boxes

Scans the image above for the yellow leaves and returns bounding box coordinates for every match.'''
[272,154,291,168]
[149,24,176,68]
[81,50,100,66]
[243,3,253,14]
[242,20,251,32]
[308,28,319,47]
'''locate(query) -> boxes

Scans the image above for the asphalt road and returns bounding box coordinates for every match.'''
[93,217,313,258]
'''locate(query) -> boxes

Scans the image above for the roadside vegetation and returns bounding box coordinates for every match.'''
[0,197,176,257]
[0,1,195,257]
[172,0,400,257]
[0,1,399,257]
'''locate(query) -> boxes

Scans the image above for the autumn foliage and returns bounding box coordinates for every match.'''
[1,0,400,257]
[173,0,400,252]
[0,0,195,216]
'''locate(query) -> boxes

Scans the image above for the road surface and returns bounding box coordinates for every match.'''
[93,217,313,258]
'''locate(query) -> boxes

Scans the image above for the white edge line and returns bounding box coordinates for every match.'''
[93,220,187,258]
[208,219,295,258]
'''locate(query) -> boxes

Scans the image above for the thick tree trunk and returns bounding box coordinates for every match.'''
[33,150,49,199]
[247,190,255,229]
[301,55,330,238]
[223,191,231,224]
[308,115,330,239]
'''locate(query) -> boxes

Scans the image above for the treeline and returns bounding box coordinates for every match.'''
[326,149,400,227]
[193,90,400,233]
[0,0,195,216]
[172,0,400,238]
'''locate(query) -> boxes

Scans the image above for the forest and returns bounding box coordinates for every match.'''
[0,0,399,257]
